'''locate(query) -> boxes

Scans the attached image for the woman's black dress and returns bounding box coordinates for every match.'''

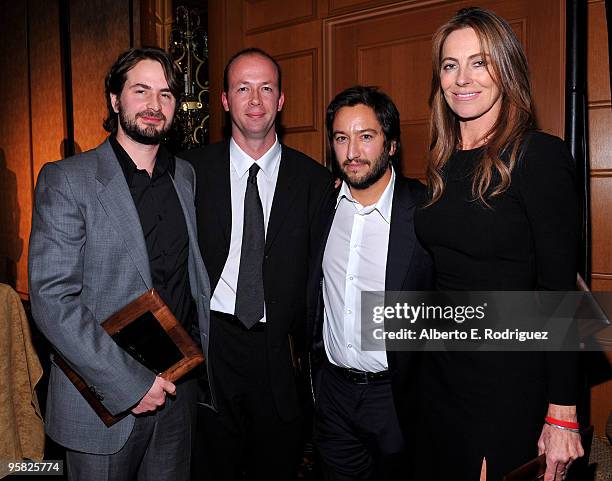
[414,131,579,481]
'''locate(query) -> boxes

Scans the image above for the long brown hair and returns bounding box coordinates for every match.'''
[427,7,535,205]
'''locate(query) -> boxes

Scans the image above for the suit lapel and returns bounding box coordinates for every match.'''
[265,145,299,252]
[385,178,419,369]
[311,189,338,346]
[171,162,198,256]
[172,161,212,297]
[385,178,417,292]
[208,146,232,246]
[315,201,337,282]
[95,140,152,288]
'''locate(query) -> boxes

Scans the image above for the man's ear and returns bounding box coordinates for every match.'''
[221,92,230,112]
[277,92,285,112]
[388,140,397,157]
[110,93,119,114]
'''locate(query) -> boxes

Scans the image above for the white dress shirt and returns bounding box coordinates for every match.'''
[210,137,282,322]
[322,168,395,372]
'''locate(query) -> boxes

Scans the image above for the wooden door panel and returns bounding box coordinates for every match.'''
[589,108,612,171]
[587,1,611,103]
[358,35,432,122]
[591,177,612,274]
[244,0,317,34]
[327,0,400,17]
[277,49,318,133]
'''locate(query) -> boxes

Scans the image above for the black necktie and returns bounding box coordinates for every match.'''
[235,163,265,328]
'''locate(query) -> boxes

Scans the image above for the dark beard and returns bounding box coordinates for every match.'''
[338,148,391,190]
[118,106,170,145]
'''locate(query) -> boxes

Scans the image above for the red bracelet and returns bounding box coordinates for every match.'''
[544,416,579,430]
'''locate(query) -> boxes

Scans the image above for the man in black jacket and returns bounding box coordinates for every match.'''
[307,86,434,481]
[180,48,333,481]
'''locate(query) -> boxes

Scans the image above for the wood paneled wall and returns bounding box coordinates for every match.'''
[69,0,133,152]
[28,1,66,186]
[0,1,32,295]
[587,0,612,438]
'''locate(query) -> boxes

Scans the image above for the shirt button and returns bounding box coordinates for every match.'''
[346,308,352,314]
[347,344,353,349]
[348,276,354,281]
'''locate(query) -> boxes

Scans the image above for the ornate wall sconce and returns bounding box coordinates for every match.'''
[169,6,209,151]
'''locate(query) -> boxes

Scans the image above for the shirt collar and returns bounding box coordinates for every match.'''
[109,135,174,185]
[336,167,396,223]
[229,136,281,180]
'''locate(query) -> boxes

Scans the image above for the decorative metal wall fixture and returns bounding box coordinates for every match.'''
[169,6,209,151]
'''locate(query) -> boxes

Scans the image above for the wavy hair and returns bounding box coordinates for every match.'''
[427,7,535,205]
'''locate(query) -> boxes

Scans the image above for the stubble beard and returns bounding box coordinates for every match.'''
[338,148,391,190]
[117,100,172,145]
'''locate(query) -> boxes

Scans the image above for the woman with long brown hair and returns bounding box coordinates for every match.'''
[415,7,584,481]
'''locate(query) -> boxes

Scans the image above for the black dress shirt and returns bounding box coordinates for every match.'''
[110,136,194,330]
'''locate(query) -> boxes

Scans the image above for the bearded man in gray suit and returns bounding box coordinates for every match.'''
[28,47,210,481]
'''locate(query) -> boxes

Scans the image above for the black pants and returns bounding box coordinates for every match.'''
[201,312,302,481]
[314,362,407,481]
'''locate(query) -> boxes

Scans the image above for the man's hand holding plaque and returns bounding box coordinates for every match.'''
[131,376,177,415]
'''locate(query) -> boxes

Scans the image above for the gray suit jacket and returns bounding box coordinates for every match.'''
[28,139,211,455]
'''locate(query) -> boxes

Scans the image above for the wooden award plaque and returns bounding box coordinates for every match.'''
[503,455,546,481]
[53,289,204,427]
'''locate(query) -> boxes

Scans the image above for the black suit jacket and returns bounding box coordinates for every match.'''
[181,140,334,421]
[307,175,434,435]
